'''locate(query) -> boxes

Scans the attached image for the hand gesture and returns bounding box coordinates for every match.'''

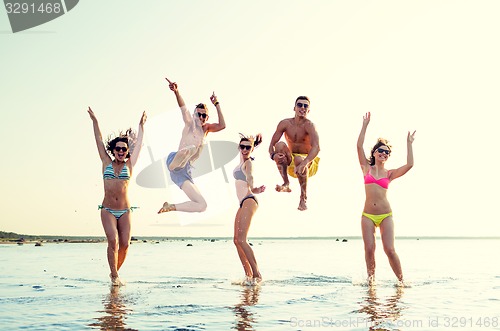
[273,152,286,164]
[257,185,266,193]
[210,91,218,105]
[87,106,97,122]
[165,77,178,93]
[295,162,308,176]
[407,130,416,143]
[362,112,371,127]
[139,111,147,126]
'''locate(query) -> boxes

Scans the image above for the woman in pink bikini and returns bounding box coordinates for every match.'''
[356,112,415,284]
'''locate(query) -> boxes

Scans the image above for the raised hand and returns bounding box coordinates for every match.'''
[87,106,97,122]
[407,130,416,143]
[165,77,178,93]
[139,111,147,126]
[210,91,218,105]
[362,112,371,127]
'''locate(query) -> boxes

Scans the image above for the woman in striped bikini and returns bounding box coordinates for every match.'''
[356,112,415,285]
[88,107,147,286]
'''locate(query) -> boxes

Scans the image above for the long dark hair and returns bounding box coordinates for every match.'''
[106,128,134,158]
[239,133,262,147]
[239,133,262,161]
[369,138,391,166]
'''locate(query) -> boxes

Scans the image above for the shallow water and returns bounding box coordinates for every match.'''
[1,238,499,330]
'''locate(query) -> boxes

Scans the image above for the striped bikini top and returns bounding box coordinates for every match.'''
[103,162,130,180]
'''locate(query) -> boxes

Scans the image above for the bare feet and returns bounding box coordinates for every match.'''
[242,276,262,286]
[298,196,307,211]
[158,202,176,214]
[110,274,124,286]
[252,277,262,285]
[275,184,291,192]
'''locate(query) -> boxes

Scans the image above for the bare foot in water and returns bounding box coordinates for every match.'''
[158,202,176,214]
[110,274,124,286]
[298,197,307,211]
[252,277,262,285]
[275,184,291,192]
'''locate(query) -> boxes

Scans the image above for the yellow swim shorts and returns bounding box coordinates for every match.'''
[287,153,320,178]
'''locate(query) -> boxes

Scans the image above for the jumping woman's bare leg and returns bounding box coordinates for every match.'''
[234,209,253,278]
[116,211,132,271]
[380,217,403,282]
[101,209,119,281]
[234,200,261,280]
[361,216,377,283]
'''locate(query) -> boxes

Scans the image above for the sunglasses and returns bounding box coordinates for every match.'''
[296,102,309,109]
[197,112,208,119]
[114,147,128,152]
[239,144,252,151]
[377,148,391,155]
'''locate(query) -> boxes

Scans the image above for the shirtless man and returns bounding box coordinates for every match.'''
[158,78,226,213]
[268,96,320,211]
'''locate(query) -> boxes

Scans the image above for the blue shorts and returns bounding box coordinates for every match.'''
[167,152,194,188]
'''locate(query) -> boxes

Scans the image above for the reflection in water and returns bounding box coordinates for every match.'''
[356,285,405,331]
[89,285,137,331]
[232,285,261,331]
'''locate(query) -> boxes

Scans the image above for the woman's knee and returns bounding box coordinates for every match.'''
[119,240,130,250]
[233,237,243,247]
[107,237,119,251]
[383,245,397,257]
[364,243,376,256]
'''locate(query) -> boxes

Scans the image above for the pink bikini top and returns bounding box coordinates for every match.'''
[364,168,390,189]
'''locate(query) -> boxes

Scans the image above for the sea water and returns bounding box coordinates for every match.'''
[1,238,499,330]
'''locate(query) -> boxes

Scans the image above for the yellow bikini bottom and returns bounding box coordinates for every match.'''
[362,212,392,227]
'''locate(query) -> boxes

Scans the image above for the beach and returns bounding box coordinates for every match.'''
[1,237,499,330]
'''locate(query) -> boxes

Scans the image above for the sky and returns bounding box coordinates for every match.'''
[1,1,499,238]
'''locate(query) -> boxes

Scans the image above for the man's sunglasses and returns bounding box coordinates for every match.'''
[197,112,208,119]
[114,147,128,152]
[377,148,391,155]
[239,145,252,151]
[296,102,309,109]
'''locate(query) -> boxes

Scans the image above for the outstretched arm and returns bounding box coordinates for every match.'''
[166,77,191,125]
[243,160,266,194]
[129,111,147,167]
[389,130,416,180]
[205,92,226,133]
[87,107,111,164]
[357,112,371,170]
